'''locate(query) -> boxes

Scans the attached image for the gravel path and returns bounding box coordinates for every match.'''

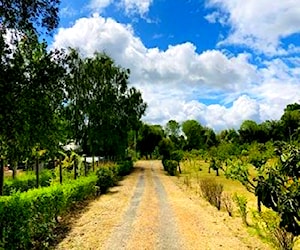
[103,169,145,249]
[55,161,271,250]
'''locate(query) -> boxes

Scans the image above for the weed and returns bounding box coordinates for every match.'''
[222,192,233,216]
[233,194,248,225]
[199,178,223,210]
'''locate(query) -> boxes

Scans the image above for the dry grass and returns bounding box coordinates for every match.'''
[178,159,300,249]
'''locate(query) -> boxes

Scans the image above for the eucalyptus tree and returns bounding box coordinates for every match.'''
[64,51,146,159]
[0,0,60,35]
[1,35,66,179]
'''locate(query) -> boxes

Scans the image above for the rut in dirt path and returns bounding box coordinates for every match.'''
[103,168,145,249]
[151,164,183,250]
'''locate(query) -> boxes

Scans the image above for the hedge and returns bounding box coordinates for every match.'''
[0,175,97,249]
[0,161,134,249]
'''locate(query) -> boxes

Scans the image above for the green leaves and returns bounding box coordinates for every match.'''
[65,51,146,158]
[0,175,97,249]
[0,0,60,35]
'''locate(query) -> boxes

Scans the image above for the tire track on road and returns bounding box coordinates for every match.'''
[103,168,145,250]
[152,163,183,250]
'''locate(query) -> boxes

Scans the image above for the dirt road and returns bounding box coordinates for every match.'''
[55,161,270,250]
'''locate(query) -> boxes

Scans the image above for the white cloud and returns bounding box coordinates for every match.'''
[52,14,300,131]
[88,0,113,13]
[119,0,153,16]
[206,0,300,55]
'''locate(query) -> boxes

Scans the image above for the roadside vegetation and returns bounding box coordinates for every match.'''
[1,1,300,250]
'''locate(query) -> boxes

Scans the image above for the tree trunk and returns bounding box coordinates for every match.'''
[92,156,95,172]
[12,161,17,179]
[84,156,87,176]
[178,163,182,174]
[257,196,262,213]
[59,158,63,184]
[0,159,4,196]
[36,158,39,188]
[74,158,77,180]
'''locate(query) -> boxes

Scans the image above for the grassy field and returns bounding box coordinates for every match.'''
[177,159,300,250]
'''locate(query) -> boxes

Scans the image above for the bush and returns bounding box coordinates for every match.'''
[0,175,97,249]
[162,160,178,176]
[96,167,116,194]
[199,178,223,210]
[117,160,134,176]
[233,193,248,225]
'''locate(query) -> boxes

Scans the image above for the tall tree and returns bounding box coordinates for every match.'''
[238,120,259,144]
[65,51,146,159]
[281,103,300,141]
[137,124,164,159]
[182,120,205,150]
[165,120,183,149]
[0,0,62,177]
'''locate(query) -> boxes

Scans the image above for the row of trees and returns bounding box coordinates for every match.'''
[0,0,146,179]
[136,102,300,158]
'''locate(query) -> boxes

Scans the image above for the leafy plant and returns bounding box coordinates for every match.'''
[162,160,178,176]
[252,210,295,250]
[233,194,248,225]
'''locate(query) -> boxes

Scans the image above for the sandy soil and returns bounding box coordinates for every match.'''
[54,160,271,250]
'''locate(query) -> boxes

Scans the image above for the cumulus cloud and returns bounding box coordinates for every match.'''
[205,0,300,55]
[52,15,257,91]
[52,14,300,131]
[87,0,152,16]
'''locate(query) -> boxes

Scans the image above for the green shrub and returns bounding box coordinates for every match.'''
[117,160,133,176]
[162,160,178,176]
[199,178,223,210]
[96,167,116,194]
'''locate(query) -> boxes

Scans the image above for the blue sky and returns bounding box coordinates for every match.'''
[52,0,300,131]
